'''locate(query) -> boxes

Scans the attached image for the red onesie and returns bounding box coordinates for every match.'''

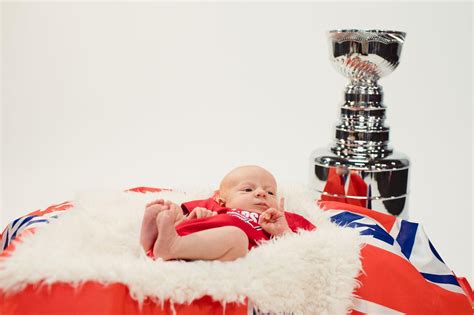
[176,198,316,249]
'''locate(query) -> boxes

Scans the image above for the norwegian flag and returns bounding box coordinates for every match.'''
[320,201,473,314]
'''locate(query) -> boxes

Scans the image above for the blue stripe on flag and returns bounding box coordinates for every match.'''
[11,216,37,239]
[24,219,49,228]
[330,212,364,226]
[3,229,10,250]
[2,216,51,251]
[11,216,22,228]
[356,223,395,245]
[330,212,394,245]
[420,273,460,286]
[429,240,445,263]
[396,220,418,259]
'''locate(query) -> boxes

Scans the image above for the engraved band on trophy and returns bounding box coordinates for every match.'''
[310,29,410,217]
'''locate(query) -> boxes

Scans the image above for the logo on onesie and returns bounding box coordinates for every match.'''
[227,210,263,231]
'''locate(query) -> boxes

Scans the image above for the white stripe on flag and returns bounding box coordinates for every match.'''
[352,298,404,314]
[425,280,466,294]
[408,224,453,275]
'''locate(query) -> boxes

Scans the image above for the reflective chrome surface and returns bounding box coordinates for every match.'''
[311,30,410,217]
[329,29,405,82]
[311,148,409,216]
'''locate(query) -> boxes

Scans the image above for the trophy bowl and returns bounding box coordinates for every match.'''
[329,29,406,83]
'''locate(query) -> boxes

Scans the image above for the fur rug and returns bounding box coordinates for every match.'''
[0,186,363,314]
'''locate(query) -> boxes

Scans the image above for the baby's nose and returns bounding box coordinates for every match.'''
[255,189,266,197]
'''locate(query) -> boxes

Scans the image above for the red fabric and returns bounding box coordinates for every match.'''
[284,211,316,232]
[355,244,472,314]
[127,187,172,194]
[320,168,370,208]
[182,199,316,231]
[456,276,474,307]
[319,200,473,314]
[318,200,397,232]
[178,199,316,249]
[181,198,228,215]
[0,282,248,315]
[347,172,369,208]
[26,201,73,217]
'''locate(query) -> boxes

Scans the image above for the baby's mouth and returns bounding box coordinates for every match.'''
[255,202,268,208]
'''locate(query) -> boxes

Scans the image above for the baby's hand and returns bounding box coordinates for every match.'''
[258,198,291,237]
[186,207,217,220]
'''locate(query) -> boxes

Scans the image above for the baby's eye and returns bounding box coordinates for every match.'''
[243,188,253,192]
[268,191,275,195]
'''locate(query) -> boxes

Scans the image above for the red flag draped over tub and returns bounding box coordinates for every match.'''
[320,200,473,314]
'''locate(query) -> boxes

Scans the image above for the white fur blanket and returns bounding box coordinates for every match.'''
[0,186,363,314]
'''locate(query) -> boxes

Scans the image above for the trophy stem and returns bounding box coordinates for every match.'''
[333,80,391,159]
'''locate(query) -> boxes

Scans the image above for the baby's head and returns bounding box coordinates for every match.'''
[218,165,278,212]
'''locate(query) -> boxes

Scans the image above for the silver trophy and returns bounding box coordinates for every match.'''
[310,29,409,217]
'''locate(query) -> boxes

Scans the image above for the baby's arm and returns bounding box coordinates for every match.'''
[149,201,219,227]
[186,207,218,220]
[173,206,217,225]
[258,198,292,237]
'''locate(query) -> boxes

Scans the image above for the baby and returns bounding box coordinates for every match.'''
[140,165,315,261]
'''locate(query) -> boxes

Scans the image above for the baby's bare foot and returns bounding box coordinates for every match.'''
[168,203,186,226]
[140,201,166,252]
[153,209,180,260]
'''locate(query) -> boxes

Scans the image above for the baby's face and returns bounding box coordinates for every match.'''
[220,166,278,213]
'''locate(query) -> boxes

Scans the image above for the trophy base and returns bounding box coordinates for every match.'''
[310,148,410,218]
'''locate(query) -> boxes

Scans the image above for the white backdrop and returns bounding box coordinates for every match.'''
[1,2,472,281]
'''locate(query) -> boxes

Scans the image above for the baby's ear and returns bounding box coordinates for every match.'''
[214,190,226,206]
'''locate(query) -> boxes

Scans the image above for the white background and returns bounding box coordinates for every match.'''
[1,2,472,281]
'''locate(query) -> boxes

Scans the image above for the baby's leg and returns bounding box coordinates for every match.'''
[140,199,166,252]
[153,210,249,261]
